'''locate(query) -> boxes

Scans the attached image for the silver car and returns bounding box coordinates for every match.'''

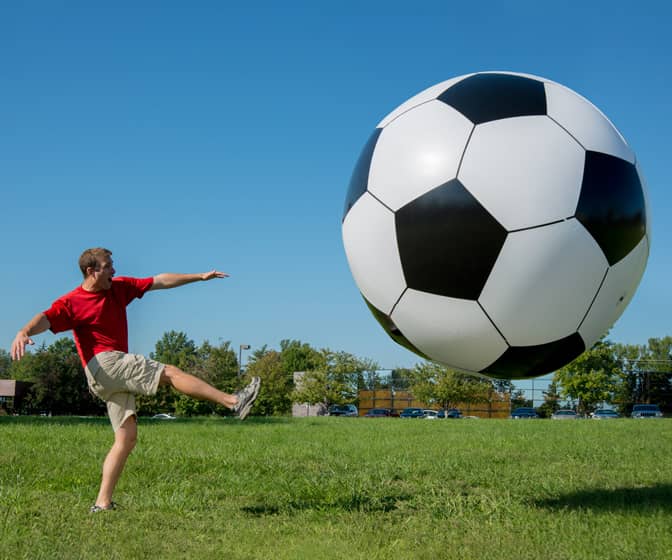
[551,409,579,420]
[328,404,359,417]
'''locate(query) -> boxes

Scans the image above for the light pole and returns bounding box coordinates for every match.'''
[238,344,251,377]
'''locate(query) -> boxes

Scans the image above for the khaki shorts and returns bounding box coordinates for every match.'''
[85,351,165,432]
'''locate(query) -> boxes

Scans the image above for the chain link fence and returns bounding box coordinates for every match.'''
[355,368,672,418]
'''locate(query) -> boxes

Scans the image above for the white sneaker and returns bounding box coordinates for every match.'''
[234,377,261,420]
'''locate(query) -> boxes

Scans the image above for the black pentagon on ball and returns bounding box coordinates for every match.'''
[437,73,547,125]
[395,179,507,300]
[482,333,586,379]
[363,296,431,361]
[575,151,647,266]
[343,128,383,221]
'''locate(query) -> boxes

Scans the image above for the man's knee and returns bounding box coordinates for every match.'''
[116,415,138,452]
[160,364,190,388]
[160,364,178,385]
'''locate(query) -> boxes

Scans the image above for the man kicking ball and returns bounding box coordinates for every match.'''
[10,247,260,513]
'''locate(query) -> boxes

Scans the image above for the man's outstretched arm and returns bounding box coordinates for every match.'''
[150,270,229,291]
[11,312,51,360]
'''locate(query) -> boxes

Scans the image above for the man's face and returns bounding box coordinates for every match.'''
[90,257,115,290]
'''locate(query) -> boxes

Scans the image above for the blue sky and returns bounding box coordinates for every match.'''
[2,0,670,375]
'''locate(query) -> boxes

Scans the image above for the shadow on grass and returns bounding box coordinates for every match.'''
[242,493,411,516]
[535,484,672,512]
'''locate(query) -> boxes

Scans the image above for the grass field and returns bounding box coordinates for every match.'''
[1,416,671,560]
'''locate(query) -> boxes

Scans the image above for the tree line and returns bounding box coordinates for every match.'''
[1,333,670,417]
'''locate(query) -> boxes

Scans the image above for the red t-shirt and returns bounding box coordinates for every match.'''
[43,276,154,367]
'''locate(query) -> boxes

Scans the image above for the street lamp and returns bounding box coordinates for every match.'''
[239,344,251,377]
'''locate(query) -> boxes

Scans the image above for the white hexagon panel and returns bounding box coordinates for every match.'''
[342,192,405,315]
[479,219,608,346]
[391,289,508,373]
[368,100,473,211]
[342,71,650,379]
[578,235,649,346]
[459,115,585,231]
[545,81,634,163]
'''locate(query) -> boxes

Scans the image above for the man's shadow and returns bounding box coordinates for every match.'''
[535,484,672,512]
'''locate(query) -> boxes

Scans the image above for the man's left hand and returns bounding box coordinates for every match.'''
[201,270,229,281]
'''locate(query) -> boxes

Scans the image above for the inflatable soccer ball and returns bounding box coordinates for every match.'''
[342,71,650,379]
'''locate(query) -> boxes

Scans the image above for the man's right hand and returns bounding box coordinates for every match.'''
[11,331,34,361]
[10,313,50,361]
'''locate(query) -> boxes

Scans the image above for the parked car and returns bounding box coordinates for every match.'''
[510,407,539,419]
[152,413,176,420]
[399,407,425,418]
[328,404,358,417]
[423,409,438,419]
[592,408,620,419]
[438,408,462,419]
[364,408,394,418]
[551,409,579,420]
[631,404,663,418]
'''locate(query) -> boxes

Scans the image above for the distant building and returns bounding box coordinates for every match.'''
[0,380,33,414]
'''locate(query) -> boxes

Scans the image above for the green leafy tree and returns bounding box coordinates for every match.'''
[7,348,36,383]
[640,337,672,410]
[275,339,322,404]
[151,330,198,369]
[245,350,292,416]
[323,350,378,404]
[244,340,323,416]
[196,340,239,390]
[0,349,11,379]
[278,339,322,375]
[408,362,492,410]
[292,349,378,409]
[613,338,672,412]
[406,362,440,406]
[291,370,336,411]
[612,342,646,412]
[554,339,622,414]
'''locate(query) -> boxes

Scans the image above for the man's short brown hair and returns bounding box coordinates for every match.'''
[79,248,112,277]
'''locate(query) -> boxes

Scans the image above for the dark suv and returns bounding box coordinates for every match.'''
[631,404,663,418]
[510,407,539,419]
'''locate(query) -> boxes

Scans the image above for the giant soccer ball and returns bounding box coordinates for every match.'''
[342,71,650,379]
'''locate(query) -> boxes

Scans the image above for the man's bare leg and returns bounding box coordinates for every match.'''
[159,365,237,408]
[94,415,137,509]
